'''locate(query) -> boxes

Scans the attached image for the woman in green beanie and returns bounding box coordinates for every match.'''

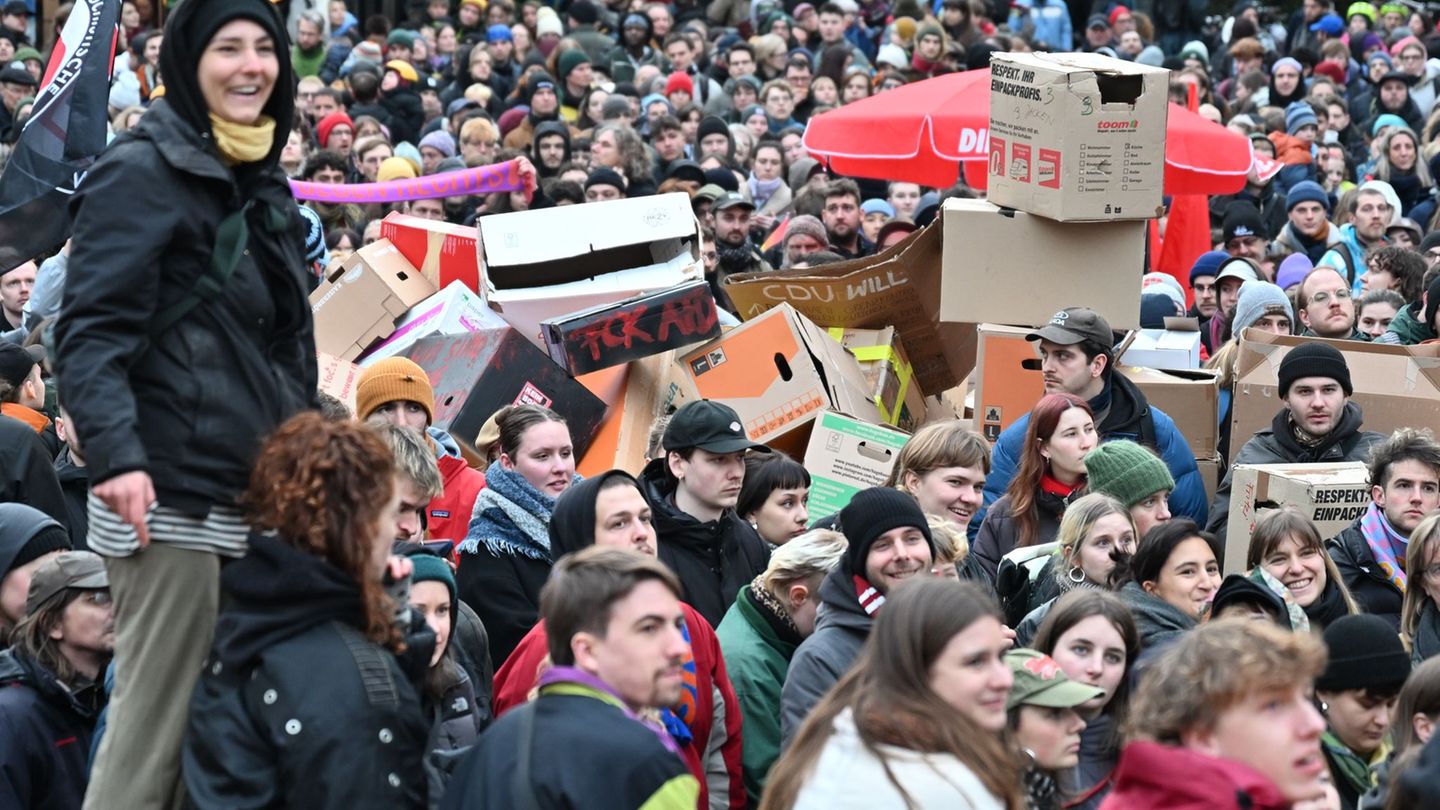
[1082,441,1176,540]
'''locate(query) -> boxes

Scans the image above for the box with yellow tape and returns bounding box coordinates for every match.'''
[825,326,926,432]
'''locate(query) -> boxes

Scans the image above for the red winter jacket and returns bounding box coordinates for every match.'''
[1100,741,1293,810]
[428,454,484,546]
[493,605,746,810]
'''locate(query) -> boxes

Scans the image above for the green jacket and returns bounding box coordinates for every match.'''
[1377,302,1436,346]
[716,585,801,807]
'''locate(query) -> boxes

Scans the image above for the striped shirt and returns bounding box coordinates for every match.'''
[87,492,249,559]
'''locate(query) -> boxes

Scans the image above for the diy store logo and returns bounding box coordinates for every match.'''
[1096,120,1141,131]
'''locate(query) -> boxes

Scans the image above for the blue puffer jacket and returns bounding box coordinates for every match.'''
[974,374,1208,538]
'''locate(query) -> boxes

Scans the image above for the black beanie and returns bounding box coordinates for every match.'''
[1316,614,1411,692]
[1222,201,1268,243]
[1278,342,1352,397]
[1424,275,1440,331]
[12,524,71,571]
[526,72,558,105]
[837,488,933,577]
[697,116,733,150]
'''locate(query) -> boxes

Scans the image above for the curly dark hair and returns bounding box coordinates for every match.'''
[244,412,402,651]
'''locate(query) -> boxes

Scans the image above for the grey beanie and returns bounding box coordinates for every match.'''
[1232,280,1295,334]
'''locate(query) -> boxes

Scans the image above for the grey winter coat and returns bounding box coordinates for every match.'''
[779,565,871,748]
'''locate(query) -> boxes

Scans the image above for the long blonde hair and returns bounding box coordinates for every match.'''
[1402,514,1440,653]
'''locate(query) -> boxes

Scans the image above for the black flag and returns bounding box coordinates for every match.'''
[0,0,118,272]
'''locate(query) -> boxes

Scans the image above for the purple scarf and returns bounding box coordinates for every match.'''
[1360,501,1408,592]
[537,666,683,755]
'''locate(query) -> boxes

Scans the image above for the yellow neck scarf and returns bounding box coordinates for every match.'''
[209,113,276,165]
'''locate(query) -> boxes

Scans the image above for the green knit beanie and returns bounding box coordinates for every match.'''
[1083,441,1175,509]
[558,48,591,82]
[407,552,457,607]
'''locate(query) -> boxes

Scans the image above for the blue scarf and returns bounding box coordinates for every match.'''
[457,462,576,561]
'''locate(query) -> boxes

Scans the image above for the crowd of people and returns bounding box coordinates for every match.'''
[7,0,1440,808]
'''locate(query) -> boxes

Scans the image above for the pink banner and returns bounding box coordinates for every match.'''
[290,159,526,203]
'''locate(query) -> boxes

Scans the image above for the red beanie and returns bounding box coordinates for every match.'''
[1108,5,1131,25]
[316,111,354,148]
[1313,61,1347,86]
[665,71,694,97]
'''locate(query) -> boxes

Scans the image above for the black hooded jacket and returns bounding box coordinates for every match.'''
[638,458,770,627]
[183,534,433,809]
[0,648,104,810]
[549,470,644,559]
[52,448,88,552]
[0,420,68,534]
[531,120,573,179]
[55,0,316,515]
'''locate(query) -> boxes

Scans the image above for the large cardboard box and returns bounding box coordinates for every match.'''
[973,324,1043,441]
[310,239,437,360]
[359,281,509,366]
[1118,365,1220,461]
[723,218,976,397]
[826,326,927,432]
[577,350,698,476]
[678,303,883,445]
[476,193,704,347]
[941,198,1144,330]
[987,51,1169,222]
[402,330,607,457]
[541,280,721,376]
[804,411,911,518]
[316,352,362,412]
[1231,330,1440,447]
[1222,463,1371,574]
[380,213,481,293]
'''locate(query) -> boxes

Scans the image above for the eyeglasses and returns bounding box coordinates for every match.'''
[1309,289,1352,304]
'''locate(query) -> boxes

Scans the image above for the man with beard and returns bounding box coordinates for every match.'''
[1272,181,1345,265]
[291,11,327,78]
[1365,71,1425,134]
[779,488,934,745]
[821,179,874,258]
[532,121,572,179]
[710,193,772,315]
[1207,344,1384,546]
[1188,251,1228,351]
[1298,267,1363,339]
[503,73,572,150]
[1320,184,1394,293]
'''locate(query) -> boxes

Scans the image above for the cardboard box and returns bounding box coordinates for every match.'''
[826,326,927,432]
[1231,329,1440,449]
[723,217,976,396]
[678,303,883,445]
[1118,365,1220,460]
[316,352,362,413]
[941,198,1144,330]
[476,193,704,347]
[804,411,911,518]
[1196,456,1220,509]
[380,212,481,293]
[577,350,698,476]
[987,51,1168,221]
[973,324,1043,441]
[541,280,721,376]
[1222,463,1371,574]
[359,281,510,366]
[402,330,607,458]
[310,239,438,360]
[1118,320,1203,371]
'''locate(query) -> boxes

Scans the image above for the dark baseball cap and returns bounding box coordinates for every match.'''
[0,341,36,389]
[2,1,29,17]
[26,551,107,614]
[1026,307,1114,348]
[662,400,772,454]
[713,192,755,212]
[0,66,36,87]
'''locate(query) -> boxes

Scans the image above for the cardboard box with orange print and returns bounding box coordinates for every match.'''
[972,324,1044,442]
[678,303,883,446]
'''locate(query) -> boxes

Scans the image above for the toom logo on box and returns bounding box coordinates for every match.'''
[1096,120,1141,131]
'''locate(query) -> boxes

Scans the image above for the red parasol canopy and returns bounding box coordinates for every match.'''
[802,68,1252,196]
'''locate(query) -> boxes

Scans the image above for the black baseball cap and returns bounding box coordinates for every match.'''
[1026,307,1114,348]
[2,1,29,17]
[713,192,755,212]
[0,341,36,389]
[662,400,772,454]
[0,66,36,87]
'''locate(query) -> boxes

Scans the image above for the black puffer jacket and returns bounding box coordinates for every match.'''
[0,648,105,810]
[639,458,770,627]
[1328,520,1405,630]
[183,534,432,809]
[55,97,316,514]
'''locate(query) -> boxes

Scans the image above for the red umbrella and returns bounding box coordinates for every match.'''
[802,68,1252,196]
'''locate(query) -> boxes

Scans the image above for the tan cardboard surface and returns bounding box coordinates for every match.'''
[1231,329,1440,445]
[988,51,1168,221]
[1222,462,1370,574]
[678,303,883,444]
[941,198,1144,329]
[826,326,927,431]
[310,239,437,361]
[723,219,977,396]
[1118,365,1220,460]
